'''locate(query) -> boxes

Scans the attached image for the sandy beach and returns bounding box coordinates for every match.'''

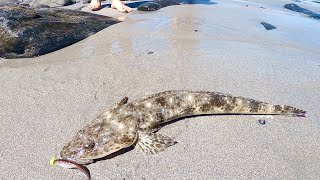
[1,0,320,179]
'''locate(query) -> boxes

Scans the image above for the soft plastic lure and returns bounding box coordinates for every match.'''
[49,157,91,180]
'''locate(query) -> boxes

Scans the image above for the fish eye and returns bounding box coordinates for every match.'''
[83,141,95,149]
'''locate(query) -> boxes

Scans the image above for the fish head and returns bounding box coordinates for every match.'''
[60,115,138,164]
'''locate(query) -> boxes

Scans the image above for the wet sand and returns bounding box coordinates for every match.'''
[1,0,320,179]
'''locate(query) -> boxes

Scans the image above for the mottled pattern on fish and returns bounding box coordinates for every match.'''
[60,90,306,164]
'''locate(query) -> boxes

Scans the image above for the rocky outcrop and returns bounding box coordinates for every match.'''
[137,0,179,11]
[284,3,320,20]
[0,0,19,5]
[0,4,120,59]
[261,22,276,30]
[18,0,80,7]
[16,0,107,8]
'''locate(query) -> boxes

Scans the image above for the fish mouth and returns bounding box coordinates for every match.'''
[60,152,93,165]
[74,158,93,165]
[64,157,94,165]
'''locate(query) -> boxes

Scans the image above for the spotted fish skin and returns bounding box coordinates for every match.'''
[60,90,306,164]
[132,91,306,130]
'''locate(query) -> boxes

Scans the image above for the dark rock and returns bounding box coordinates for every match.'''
[138,2,161,11]
[258,119,266,125]
[261,22,276,30]
[179,0,217,5]
[309,13,320,19]
[18,0,81,8]
[0,4,120,58]
[0,0,19,4]
[154,0,179,7]
[138,0,179,11]
[284,3,320,19]
[284,3,313,15]
[18,0,33,6]
[58,0,78,6]
[82,0,107,4]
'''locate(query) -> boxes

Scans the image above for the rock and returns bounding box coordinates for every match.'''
[18,0,107,7]
[0,4,120,59]
[284,3,313,15]
[138,0,179,11]
[258,119,266,125]
[82,0,107,4]
[58,0,78,6]
[137,2,161,11]
[261,22,276,30]
[153,0,179,7]
[0,0,19,5]
[18,0,79,7]
[284,3,320,20]
[310,14,320,19]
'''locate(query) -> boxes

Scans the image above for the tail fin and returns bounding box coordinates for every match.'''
[273,105,307,117]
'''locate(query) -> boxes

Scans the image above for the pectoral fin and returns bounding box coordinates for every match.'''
[136,131,176,155]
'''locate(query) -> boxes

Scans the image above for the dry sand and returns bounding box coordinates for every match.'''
[1,0,320,179]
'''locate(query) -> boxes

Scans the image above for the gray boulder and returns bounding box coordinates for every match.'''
[137,2,161,11]
[0,0,19,5]
[0,4,120,58]
[284,3,320,20]
[17,0,106,7]
[138,0,179,11]
[18,0,81,7]
[261,22,276,30]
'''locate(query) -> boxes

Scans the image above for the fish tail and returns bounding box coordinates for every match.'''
[190,92,306,117]
[233,96,307,117]
[271,104,307,117]
[139,91,306,128]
